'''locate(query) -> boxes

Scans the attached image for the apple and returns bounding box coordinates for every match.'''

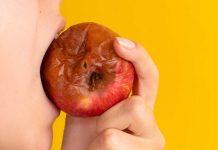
[41,22,135,117]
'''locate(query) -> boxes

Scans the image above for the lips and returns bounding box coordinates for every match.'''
[54,17,66,39]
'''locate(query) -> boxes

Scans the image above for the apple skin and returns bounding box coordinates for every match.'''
[41,22,135,117]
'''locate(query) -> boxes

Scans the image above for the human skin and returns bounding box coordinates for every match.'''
[0,0,65,149]
[0,0,165,150]
[62,38,165,150]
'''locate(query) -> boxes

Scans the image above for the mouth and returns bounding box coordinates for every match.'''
[40,17,66,113]
[55,32,61,39]
[54,26,65,39]
[54,17,66,39]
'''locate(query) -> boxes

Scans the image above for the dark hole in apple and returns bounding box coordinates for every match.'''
[83,61,87,69]
[89,72,102,90]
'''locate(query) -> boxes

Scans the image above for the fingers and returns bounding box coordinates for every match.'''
[90,97,165,150]
[88,129,146,150]
[114,37,159,109]
[96,96,158,138]
[88,128,165,150]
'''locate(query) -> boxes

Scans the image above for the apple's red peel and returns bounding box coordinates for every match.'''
[41,22,135,117]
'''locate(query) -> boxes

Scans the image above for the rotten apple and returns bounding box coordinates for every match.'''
[41,22,135,117]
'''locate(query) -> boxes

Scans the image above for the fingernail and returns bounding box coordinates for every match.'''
[116,37,135,49]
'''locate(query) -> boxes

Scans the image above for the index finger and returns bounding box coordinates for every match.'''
[114,37,159,110]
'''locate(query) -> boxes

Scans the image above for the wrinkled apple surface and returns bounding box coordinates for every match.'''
[41,22,135,117]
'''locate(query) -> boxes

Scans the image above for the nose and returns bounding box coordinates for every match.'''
[58,0,64,5]
[52,0,64,11]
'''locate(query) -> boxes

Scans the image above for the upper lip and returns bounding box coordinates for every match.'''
[56,16,66,35]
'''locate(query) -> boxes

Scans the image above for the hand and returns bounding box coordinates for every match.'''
[62,37,165,150]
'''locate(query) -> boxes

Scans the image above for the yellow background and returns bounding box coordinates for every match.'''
[52,0,218,149]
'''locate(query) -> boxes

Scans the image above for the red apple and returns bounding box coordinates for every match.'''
[41,22,135,117]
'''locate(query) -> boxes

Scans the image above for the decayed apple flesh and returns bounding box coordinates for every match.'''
[41,22,135,117]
